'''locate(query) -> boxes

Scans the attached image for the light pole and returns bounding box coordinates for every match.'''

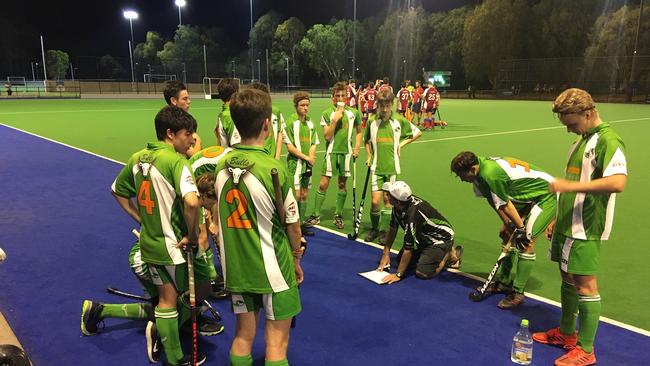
[256,59,261,83]
[31,62,36,81]
[403,59,407,81]
[285,57,289,94]
[123,10,138,84]
[182,62,187,84]
[250,0,254,82]
[352,0,356,80]
[265,48,270,89]
[175,0,186,26]
[232,60,236,78]
[628,0,644,101]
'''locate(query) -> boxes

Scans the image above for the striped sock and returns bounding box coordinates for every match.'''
[265,360,289,366]
[577,294,601,353]
[335,190,346,216]
[155,306,183,364]
[101,303,153,320]
[370,210,380,230]
[313,190,326,217]
[379,209,392,231]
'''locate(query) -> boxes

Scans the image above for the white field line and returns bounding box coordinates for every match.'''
[0,106,216,115]
[1,122,648,337]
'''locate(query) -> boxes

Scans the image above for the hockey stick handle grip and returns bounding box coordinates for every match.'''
[132,228,140,238]
[270,169,286,226]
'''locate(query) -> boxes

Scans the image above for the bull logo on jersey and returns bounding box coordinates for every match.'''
[393,125,401,134]
[225,158,254,186]
[287,201,297,217]
[584,147,595,159]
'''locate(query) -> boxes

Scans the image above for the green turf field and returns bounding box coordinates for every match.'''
[1,97,649,330]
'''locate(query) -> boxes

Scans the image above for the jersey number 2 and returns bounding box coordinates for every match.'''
[138,181,155,215]
[507,158,531,172]
[226,188,252,229]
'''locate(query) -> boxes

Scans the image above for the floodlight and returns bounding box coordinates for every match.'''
[123,10,138,20]
[175,0,186,7]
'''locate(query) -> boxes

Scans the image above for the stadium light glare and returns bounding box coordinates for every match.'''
[123,10,138,20]
[175,0,186,7]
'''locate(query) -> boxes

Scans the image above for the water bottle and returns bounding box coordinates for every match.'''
[511,319,533,365]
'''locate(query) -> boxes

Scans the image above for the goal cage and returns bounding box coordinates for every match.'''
[202,77,241,99]
[143,74,177,83]
[5,77,47,92]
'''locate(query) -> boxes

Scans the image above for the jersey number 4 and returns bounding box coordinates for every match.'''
[226,188,252,229]
[138,181,155,215]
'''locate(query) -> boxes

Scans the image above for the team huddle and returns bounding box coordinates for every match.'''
[80,78,626,366]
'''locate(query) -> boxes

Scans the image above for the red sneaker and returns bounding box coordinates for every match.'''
[532,327,577,349]
[554,346,596,366]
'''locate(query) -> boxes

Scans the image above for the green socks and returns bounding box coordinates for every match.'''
[560,281,579,335]
[335,190,347,216]
[265,359,289,366]
[313,190,326,217]
[205,247,217,280]
[230,353,253,366]
[512,252,536,293]
[577,294,601,353]
[378,209,392,230]
[370,210,380,230]
[298,200,306,221]
[100,303,153,320]
[496,250,517,286]
[155,306,183,364]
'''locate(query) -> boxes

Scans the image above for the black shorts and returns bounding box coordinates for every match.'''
[397,240,453,279]
[411,101,421,112]
[367,108,377,114]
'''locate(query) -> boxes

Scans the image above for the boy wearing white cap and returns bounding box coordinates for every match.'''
[377,181,462,284]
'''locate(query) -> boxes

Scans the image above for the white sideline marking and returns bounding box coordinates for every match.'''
[1,122,649,337]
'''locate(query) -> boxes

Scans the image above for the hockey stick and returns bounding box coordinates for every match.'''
[469,204,534,301]
[347,165,371,240]
[186,245,198,366]
[468,237,513,302]
[351,158,357,228]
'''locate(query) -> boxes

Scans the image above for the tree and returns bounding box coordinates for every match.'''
[584,4,650,92]
[158,25,229,81]
[250,11,284,59]
[45,50,69,80]
[134,31,164,65]
[271,17,305,80]
[298,22,351,82]
[463,0,530,88]
[98,55,127,79]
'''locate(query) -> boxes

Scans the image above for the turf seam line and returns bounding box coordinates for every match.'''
[2,122,648,337]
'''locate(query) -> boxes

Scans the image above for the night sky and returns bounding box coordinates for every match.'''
[5,0,475,58]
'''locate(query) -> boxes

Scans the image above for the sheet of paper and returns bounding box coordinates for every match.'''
[358,269,390,284]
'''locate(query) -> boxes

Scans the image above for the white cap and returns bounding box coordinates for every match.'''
[382,181,412,202]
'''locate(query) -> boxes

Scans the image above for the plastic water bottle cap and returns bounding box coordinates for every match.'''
[521,319,529,327]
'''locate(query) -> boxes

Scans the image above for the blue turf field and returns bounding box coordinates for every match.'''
[1,124,649,365]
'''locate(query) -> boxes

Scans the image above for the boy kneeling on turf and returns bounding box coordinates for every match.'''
[377,181,462,284]
[200,88,305,366]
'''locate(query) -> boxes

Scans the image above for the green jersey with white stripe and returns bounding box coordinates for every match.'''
[364,112,420,175]
[282,113,320,174]
[112,142,198,265]
[473,156,555,209]
[217,104,240,147]
[264,106,284,158]
[214,145,300,293]
[189,146,231,178]
[555,122,627,240]
[320,106,362,154]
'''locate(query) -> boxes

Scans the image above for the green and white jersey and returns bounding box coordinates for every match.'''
[217,104,241,147]
[364,112,420,175]
[473,156,555,209]
[320,106,362,154]
[264,106,285,158]
[189,146,232,178]
[555,122,627,240]
[112,142,198,265]
[282,113,320,174]
[214,145,300,293]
